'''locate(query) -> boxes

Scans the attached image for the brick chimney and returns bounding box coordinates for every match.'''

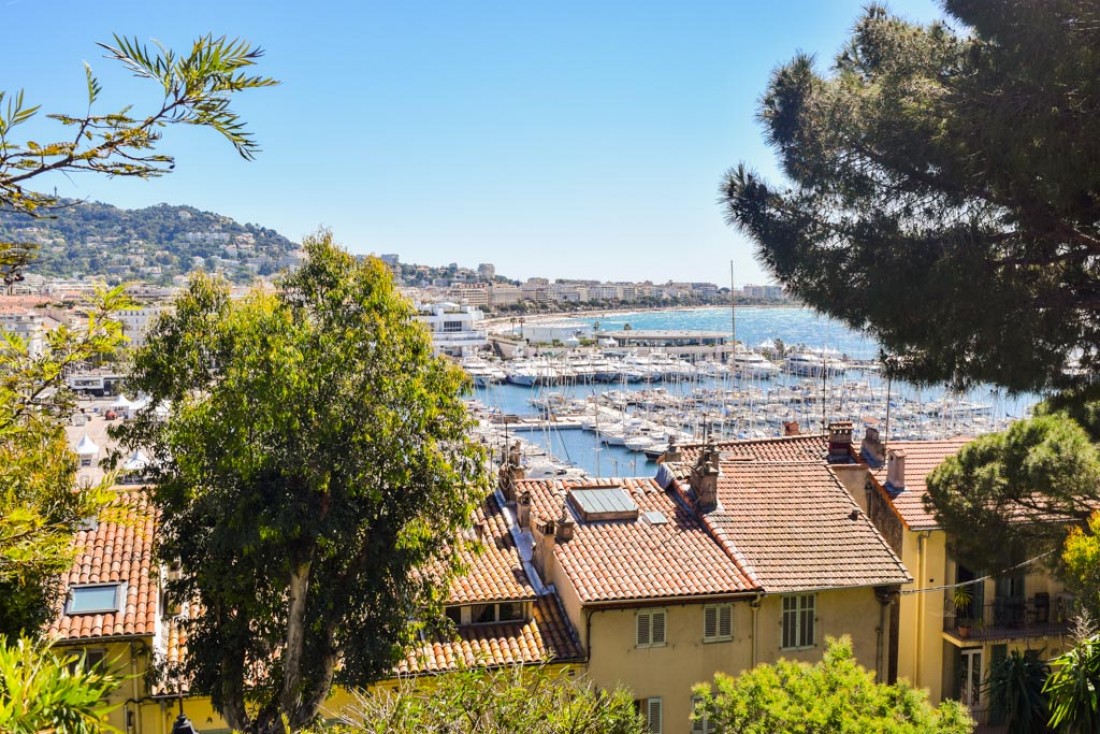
[516,489,532,529]
[690,440,721,512]
[884,449,906,497]
[859,425,885,469]
[827,420,854,464]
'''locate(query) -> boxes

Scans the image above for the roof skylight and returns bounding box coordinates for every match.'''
[66,583,125,615]
[568,486,639,522]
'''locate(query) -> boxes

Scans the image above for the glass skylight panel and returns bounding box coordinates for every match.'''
[568,486,639,521]
[67,584,124,614]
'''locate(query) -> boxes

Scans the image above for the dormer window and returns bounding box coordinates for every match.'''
[66,583,125,615]
[445,601,529,625]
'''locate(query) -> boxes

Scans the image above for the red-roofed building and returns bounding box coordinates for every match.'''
[48,487,584,734]
[509,456,910,734]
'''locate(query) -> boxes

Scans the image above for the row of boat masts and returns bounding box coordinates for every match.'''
[519,382,1011,460]
[463,349,860,388]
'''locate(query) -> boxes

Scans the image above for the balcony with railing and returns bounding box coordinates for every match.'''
[943,593,1075,641]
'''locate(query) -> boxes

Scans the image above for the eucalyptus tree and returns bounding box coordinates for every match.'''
[118,232,488,734]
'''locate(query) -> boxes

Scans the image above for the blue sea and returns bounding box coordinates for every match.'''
[472,306,1036,477]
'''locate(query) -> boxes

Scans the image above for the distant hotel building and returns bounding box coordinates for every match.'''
[415,301,488,357]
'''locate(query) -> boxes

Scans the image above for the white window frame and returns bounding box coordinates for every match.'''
[636,608,667,648]
[691,695,715,734]
[66,583,126,615]
[702,604,732,643]
[781,594,816,650]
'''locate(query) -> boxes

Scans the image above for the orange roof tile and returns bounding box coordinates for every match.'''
[49,490,158,642]
[395,595,583,675]
[677,434,829,464]
[518,477,758,603]
[448,494,535,604]
[690,462,911,592]
[872,438,971,530]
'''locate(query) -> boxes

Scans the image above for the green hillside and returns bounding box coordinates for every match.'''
[0,200,299,285]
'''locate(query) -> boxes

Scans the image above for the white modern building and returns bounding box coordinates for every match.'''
[416,302,489,357]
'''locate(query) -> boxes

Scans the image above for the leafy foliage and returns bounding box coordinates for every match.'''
[116,231,488,734]
[1062,513,1100,621]
[721,1,1100,394]
[0,285,130,635]
[1045,619,1100,734]
[924,413,1100,575]
[0,636,121,734]
[0,35,277,218]
[986,649,1050,734]
[693,636,974,734]
[326,665,645,734]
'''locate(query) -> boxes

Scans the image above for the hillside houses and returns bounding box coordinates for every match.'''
[46,416,1078,733]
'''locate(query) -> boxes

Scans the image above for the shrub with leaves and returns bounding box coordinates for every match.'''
[694,637,974,734]
[327,665,645,734]
[0,636,120,734]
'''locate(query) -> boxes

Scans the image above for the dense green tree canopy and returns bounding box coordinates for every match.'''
[693,637,973,733]
[722,0,1100,394]
[117,232,488,734]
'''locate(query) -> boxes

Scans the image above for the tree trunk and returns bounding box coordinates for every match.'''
[279,559,313,724]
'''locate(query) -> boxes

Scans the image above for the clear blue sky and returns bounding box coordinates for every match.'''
[2,0,946,284]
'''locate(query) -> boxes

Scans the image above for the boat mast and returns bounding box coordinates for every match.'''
[729,261,736,353]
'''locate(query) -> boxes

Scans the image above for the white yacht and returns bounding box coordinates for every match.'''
[784,351,848,378]
[730,350,781,379]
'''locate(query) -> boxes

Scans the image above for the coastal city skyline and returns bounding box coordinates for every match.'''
[2,0,944,285]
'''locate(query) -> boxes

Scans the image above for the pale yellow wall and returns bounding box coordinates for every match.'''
[582,588,890,734]
[894,529,948,703]
[584,602,754,734]
[753,589,888,671]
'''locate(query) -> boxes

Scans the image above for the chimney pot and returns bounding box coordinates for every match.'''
[555,515,575,541]
[516,490,532,529]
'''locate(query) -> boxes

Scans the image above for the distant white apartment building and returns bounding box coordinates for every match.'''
[416,302,488,357]
[0,310,47,357]
[118,305,171,349]
[447,283,490,307]
[489,284,522,306]
[743,283,786,300]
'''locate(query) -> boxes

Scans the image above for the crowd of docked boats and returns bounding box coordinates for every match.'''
[461,348,852,388]
[461,348,1020,477]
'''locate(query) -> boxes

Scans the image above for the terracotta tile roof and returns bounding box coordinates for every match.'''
[48,490,158,641]
[518,477,758,603]
[693,462,911,593]
[872,437,972,530]
[448,494,535,604]
[395,595,583,675]
[676,434,828,464]
[158,490,580,683]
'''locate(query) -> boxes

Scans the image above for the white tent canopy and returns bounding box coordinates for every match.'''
[123,450,150,473]
[75,434,99,456]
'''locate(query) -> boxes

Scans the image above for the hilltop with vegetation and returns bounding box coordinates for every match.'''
[0,199,300,285]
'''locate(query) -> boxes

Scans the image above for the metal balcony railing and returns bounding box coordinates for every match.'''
[943,594,1074,640]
